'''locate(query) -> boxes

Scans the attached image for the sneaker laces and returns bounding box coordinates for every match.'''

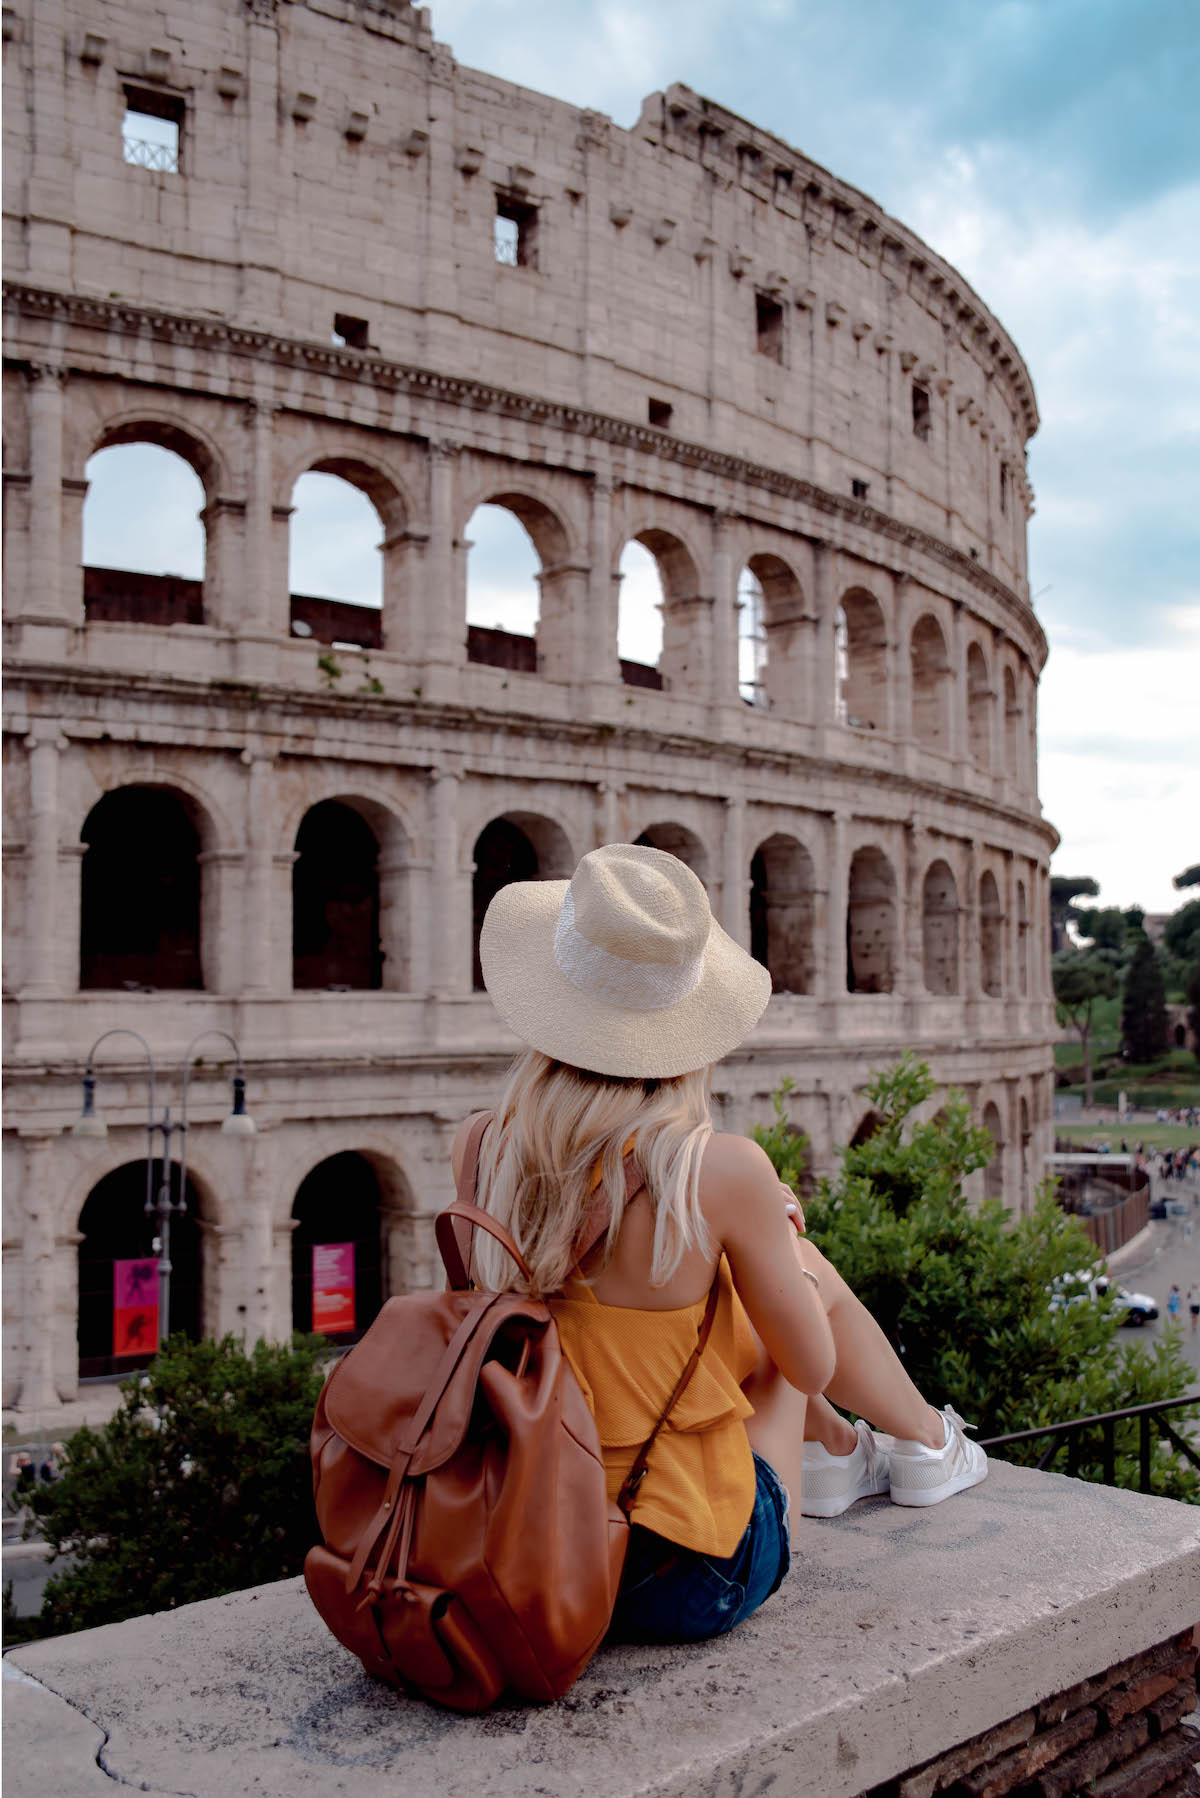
[857,1419,886,1480]
[942,1405,977,1438]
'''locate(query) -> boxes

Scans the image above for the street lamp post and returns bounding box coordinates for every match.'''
[73,1029,256,1349]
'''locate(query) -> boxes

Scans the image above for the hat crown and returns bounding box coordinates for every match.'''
[569,844,710,968]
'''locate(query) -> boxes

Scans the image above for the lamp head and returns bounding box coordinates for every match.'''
[71,1072,109,1140]
[220,1073,256,1137]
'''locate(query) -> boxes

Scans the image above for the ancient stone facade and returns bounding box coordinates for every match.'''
[2,0,1057,1422]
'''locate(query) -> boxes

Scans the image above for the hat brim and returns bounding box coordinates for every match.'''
[479,879,772,1078]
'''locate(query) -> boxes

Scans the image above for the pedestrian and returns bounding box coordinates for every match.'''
[9,1452,35,1497]
[1188,1287,1200,1336]
[38,1442,66,1483]
[1167,1284,1182,1325]
[463,842,987,1647]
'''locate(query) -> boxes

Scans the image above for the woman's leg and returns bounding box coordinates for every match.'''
[742,1350,808,1545]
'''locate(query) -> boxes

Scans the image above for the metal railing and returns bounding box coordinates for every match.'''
[123,135,179,173]
[980,1393,1200,1492]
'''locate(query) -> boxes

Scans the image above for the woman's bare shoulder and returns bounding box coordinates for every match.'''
[698,1131,782,1223]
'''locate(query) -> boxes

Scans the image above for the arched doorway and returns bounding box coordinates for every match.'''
[83,438,207,627]
[293,801,382,990]
[980,870,1004,997]
[910,613,951,750]
[967,642,992,769]
[749,835,815,993]
[982,1102,1005,1203]
[472,813,572,990]
[846,847,897,993]
[289,467,385,649]
[291,1152,385,1345]
[77,1161,202,1379]
[81,787,204,990]
[836,588,887,731]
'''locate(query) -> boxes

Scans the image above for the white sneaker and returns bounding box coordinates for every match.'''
[889,1404,988,1507]
[801,1419,891,1517]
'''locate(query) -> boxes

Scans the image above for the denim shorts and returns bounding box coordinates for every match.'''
[608,1452,791,1644]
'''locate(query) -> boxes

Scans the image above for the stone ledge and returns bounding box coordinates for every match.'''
[4,1461,1199,1798]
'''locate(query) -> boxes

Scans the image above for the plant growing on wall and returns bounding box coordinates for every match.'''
[755,1056,1198,1502]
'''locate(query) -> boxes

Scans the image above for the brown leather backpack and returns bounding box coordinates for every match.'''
[304,1114,717,1711]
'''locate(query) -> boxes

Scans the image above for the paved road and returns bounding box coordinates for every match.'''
[1110,1183,1200,1383]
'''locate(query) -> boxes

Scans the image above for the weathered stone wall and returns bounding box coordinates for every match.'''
[2,0,1057,1422]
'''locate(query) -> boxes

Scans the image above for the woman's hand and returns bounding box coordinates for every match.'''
[779,1182,805,1235]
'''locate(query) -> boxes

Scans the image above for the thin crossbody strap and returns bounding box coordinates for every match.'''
[616,1270,721,1517]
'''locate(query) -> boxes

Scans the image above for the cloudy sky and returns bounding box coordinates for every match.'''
[89,0,1199,913]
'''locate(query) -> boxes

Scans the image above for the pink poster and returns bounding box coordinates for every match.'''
[113,1257,158,1356]
[312,1242,355,1334]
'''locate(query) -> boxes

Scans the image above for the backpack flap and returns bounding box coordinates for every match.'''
[324,1288,552,1476]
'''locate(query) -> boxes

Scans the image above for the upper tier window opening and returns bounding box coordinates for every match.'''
[756,294,784,362]
[495,196,539,269]
[912,383,932,441]
[122,86,183,174]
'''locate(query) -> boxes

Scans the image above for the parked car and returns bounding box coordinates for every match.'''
[1048,1271,1159,1326]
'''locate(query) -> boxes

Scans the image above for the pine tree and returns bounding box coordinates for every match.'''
[1121,932,1168,1063]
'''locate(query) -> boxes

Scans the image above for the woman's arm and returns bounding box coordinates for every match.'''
[701,1132,836,1396]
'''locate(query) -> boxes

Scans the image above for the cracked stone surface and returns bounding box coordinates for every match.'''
[4,1462,1199,1798]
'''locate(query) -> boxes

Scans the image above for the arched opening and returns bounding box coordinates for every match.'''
[289,466,386,650]
[1175,1023,1187,1048]
[81,787,204,990]
[1017,880,1030,996]
[1003,665,1021,781]
[77,1161,202,1379]
[465,502,541,672]
[982,1102,1005,1203]
[744,554,807,716]
[472,813,573,991]
[910,613,951,751]
[967,642,992,769]
[980,869,1004,997]
[849,1109,886,1147]
[292,801,382,990]
[836,588,887,731]
[921,859,959,995]
[617,538,664,688]
[628,529,705,697]
[846,847,897,993]
[634,823,710,890]
[1019,1096,1032,1206]
[83,439,207,627]
[291,1152,385,1345]
[749,834,815,993]
[737,567,768,708]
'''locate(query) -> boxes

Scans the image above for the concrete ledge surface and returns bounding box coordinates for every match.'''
[5,1461,1200,1798]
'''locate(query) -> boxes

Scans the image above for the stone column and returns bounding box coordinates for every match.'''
[28,365,79,625]
[242,399,283,635]
[199,497,247,634]
[710,513,738,708]
[949,600,969,766]
[429,765,465,994]
[246,1130,277,1342]
[426,442,461,665]
[901,821,925,1000]
[587,477,619,688]
[23,726,66,996]
[241,751,276,994]
[378,845,413,993]
[595,780,623,849]
[196,850,242,994]
[536,561,590,684]
[722,792,748,948]
[811,541,837,727]
[963,840,981,997]
[18,1136,63,1413]
[889,573,910,745]
[827,811,849,996]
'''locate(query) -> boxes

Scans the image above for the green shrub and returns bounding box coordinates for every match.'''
[755,1054,1198,1501]
[12,1334,328,1642]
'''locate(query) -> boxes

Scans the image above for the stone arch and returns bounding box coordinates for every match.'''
[921,858,960,995]
[87,411,225,497]
[617,538,665,685]
[982,1101,1005,1202]
[1016,879,1030,996]
[966,641,992,769]
[76,1158,205,1379]
[624,527,706,697]
[910,612,951,751]
[287,454,410,650]
[634,822,711,891]
[846,846,897,993]
[83,424,214,628]
[1003,664,1021,780]
[291,1150,392,1344]
[744,552,807,716]
[472,812,575,991]
[849,1109,886,1148]
[463,491,575,679]
[749,833,815,993]
[292,797,410,991]
[80,785,212,991]
[836,587,887,732]
[979,869,1005,997]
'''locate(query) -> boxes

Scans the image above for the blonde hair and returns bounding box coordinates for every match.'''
[470,1050,713,1296]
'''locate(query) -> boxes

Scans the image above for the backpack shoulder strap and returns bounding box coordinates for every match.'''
[455,1111,493,1204]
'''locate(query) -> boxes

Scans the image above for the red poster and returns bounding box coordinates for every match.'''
[312,1242,356,1334]
[113,1257,159,1357]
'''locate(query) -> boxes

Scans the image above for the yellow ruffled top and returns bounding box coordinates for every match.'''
[548,1255,759,1557]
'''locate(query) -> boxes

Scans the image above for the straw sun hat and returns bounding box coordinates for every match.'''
[479,842,771,1078]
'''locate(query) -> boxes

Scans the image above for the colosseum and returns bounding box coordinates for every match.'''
[3,0,1057,1424]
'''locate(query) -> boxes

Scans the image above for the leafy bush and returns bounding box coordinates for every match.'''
[12,1334,328,1641]
[755,1055,1199,1502]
